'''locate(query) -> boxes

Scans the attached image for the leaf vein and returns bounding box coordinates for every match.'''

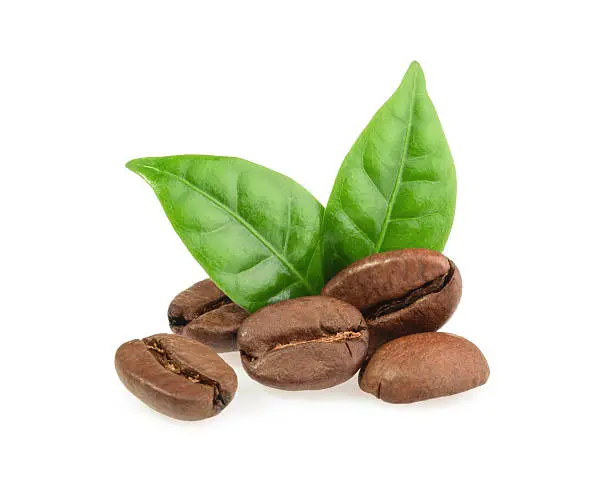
[373,76,419,252]
[361,157,390,202]
[389,212,441,222]
[283,197,292,253]
[337,207,376,246]
[400,178,440,184]
[138,165,315,293]
[239,255,274,273]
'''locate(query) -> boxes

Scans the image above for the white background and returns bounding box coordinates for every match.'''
[1,1,610,481]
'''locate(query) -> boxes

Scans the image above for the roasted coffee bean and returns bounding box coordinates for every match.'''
[237,296,368,390]
[322,248,461,352]
[359,332,489,403]
[168,280,249,352]
[115,333,237,420]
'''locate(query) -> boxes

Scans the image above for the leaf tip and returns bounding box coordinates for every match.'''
[409,60,422,71]
[125,157,142,173]
[398,61,426,91]
[126,157,157,176]
[406,61,425,80]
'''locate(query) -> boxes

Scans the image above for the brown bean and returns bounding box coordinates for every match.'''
[322,248,461,352]
[115,333,237,420]
[168,280,249,352]
[237,296,368,390]
[359,332,489,403]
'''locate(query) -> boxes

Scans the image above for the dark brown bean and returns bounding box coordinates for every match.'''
[168,280,249,352]
[237,296,368,390]
[322,248,461,352]
[115,333,237,420]
[359,332,489,404]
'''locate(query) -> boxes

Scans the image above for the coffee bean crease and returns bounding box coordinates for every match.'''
[145,337,227,409]
[271,330,363,351]
[362,261,456,321]
[241,330,364,363]
[169,295,232,328]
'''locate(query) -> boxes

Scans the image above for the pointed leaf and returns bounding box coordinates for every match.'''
[127,155,324,312]
[322,62,456,279]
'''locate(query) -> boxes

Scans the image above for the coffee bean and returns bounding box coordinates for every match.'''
[168,280,249,352]
[322,248,461,352]
[359,332,489,403]
[237,296,368,390]
[115,333,237,420]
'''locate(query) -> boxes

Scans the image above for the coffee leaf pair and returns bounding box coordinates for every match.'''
[127,62,456,312]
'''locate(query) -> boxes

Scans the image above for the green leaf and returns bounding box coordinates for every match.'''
[127,155,324,313]
[322,62,457,280]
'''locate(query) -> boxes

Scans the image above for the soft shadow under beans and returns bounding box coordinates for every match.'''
[258,376,365,403]
[219,351,243,370]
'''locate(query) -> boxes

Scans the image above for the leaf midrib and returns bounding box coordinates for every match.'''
[373,78,418,252]
[138,163,315,294]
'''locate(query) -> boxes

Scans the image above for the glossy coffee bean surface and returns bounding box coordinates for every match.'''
[359,332,489,403]
[322,248,461,351]
[115,333,238,420]
[169,280,249,352]
[238,296,368,390]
